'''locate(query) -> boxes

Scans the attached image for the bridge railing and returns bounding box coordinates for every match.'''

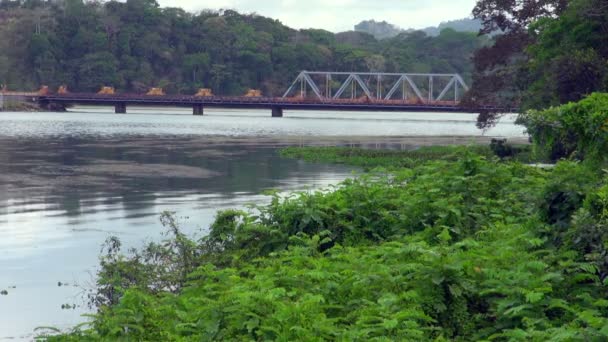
[40,93,464,106]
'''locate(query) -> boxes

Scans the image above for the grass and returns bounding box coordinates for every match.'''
[280,143,538,170]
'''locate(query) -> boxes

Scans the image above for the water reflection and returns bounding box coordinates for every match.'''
[0,136,353,340]
[0,137,349,212]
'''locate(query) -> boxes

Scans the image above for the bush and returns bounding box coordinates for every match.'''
[517,92,608,163]
[44,148,608,341]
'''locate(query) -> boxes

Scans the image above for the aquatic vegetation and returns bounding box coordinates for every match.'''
[280,145,490,169]
[280,144,536,170]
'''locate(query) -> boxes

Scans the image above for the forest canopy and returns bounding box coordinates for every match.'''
[468,0,608,126]
[0,0,487,95]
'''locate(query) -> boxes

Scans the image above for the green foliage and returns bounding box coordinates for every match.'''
[280,145,494,170]
[0,1,486,93]
[565,183,608,278]
[77,52,119,92]
[537,162,600,229]
[280,144,538,170]
[517,93,608,163]
[523,0,608,108]
[89,211,201,308]
[471,0,608,126]
[42,145,608,340]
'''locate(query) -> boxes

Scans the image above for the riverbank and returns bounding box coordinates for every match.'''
[0,109,532,339]
[41,140,608,340]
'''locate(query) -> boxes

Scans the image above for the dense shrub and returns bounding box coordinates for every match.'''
[44,147,608,341]
[517,93,608,163]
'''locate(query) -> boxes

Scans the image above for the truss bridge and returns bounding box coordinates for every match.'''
[283,71,469,105]
[33,71,514,116]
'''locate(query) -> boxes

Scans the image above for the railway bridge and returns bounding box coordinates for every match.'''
[16,72,515,115]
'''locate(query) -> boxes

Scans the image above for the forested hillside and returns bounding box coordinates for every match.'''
[354,18,484,40]
[0,0,487,95]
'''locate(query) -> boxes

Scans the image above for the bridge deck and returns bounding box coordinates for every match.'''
[38,94,513,113]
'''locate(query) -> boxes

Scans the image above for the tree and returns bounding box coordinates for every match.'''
[33,51,57,86]
[463,31,532,112]
[0,55,9,86]
[77,52,118,91]
[1,2,486,96]
[469,0,571,127]
[523,0,608,107]
[364,54,386,72]
[210,63,229,93]
[551,49,607,103]
[472,0,569,33]
[183,52,210,85]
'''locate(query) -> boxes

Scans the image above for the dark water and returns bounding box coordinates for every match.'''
[0,109,525,340]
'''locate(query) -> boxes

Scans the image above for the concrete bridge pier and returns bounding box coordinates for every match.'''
[271,106,283,118]
[193,104,204,115]
[115,103,126,114]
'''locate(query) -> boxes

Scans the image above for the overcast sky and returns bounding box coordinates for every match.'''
[156,0,477,32]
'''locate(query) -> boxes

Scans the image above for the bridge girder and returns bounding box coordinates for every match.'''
[282,71,469,103]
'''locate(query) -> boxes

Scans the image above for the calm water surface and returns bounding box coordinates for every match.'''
[0,107,524,137]
[0,108,525,340]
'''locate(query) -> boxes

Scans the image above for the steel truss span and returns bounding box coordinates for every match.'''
[35,71,516,115]
[282,71,470,104]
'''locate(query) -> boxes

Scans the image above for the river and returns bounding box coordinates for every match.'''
[0,108,525,340]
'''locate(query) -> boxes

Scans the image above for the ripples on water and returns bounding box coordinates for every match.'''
[0,108,525,340]
[0,107,524,138]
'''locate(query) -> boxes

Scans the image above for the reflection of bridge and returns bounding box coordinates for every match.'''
[30,71,514,116]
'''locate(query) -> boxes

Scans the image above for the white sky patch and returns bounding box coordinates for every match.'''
[157,0,477,32]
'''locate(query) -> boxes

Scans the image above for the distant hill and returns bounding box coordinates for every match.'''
[354,20,402,40]
[422,18,484,37]
[354,18,484,39]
